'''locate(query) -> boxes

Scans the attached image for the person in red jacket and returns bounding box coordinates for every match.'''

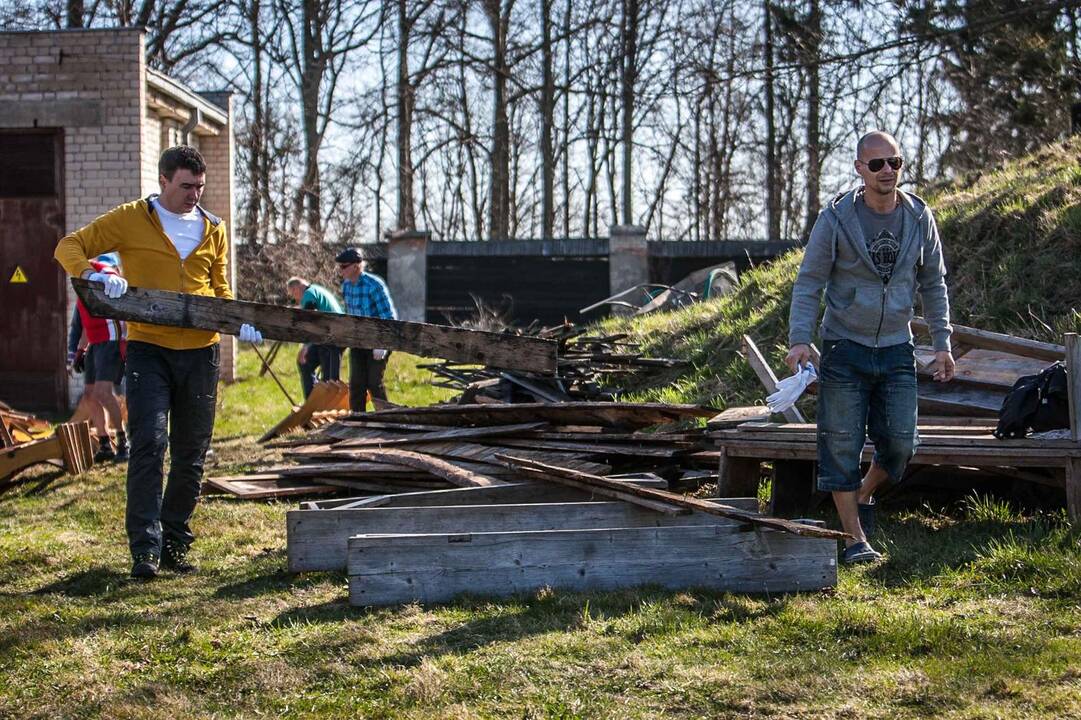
[76,254,129,462]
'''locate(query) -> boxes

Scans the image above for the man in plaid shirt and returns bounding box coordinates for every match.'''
[335,247,398,411]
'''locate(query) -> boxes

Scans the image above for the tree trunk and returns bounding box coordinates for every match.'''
[66,0,84,27]
[763,0,780,241]
[397,0,417,231]
[802,0,821,238]
[299,0,324,239]
[539,0,556,240]
[484,0,512,240]
[620,0,638,226]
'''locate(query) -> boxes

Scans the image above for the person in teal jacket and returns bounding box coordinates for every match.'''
[287,276,345,398]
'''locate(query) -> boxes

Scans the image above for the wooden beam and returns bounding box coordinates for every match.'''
[496,454,850,540]
[71,278,558,374]
[742,335,805,423]
[347,524,837,605]
[911,317,1064,362]
[1066,333,1081,521]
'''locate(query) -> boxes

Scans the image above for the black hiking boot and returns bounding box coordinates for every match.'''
[161,541,197,574]
[131,552,159,579]
[114,442,130,462]
[94,438,116,464]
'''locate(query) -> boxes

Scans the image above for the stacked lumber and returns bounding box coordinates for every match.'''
[208,402,717,500]
[715,322,1081,518]
[285,476,841,606]
[0,401,53,445]
[420,323,684,404]
[1,419,94,492]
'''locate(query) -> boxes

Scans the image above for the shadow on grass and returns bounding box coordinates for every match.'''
[213,558,334,600]
[274,586,794,670]
[33,565,131,597]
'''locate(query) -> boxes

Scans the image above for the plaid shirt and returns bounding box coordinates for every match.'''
[341,273,398,321]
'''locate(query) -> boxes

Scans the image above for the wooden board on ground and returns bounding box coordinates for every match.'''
[203,475,340,499]
[347,523,837,605]
[72,277,558,374]
[290,497,758,572]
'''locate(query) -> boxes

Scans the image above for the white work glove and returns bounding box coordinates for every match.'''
[238,323,263,343]
[767,362,817,414]
[372,349,388,361]
[88,272,128,299]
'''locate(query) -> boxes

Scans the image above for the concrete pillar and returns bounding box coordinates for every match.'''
[386,229,429,323]
[608,224,649,315]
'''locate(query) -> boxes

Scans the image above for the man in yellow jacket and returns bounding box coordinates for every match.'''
[55,146,262,579]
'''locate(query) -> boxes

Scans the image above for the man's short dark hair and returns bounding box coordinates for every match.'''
[159,146,207,180]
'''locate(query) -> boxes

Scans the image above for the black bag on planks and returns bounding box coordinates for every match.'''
[994,361,1070,439]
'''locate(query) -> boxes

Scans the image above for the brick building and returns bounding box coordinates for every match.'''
[0,27,237,411]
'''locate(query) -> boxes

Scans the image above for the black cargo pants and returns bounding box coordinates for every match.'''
[124,341,219,559]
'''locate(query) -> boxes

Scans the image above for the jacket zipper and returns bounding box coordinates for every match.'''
[874,281,887,347]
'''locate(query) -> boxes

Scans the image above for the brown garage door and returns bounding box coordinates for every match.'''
[0,130,67,411]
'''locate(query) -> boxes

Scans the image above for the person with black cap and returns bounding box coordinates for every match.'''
[335,247,398,411]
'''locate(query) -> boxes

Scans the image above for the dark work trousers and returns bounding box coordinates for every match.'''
[349,348,389,411]
[124,341,219,558]
[297,343,343,398]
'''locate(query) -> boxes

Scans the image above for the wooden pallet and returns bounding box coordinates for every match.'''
[0,421,94,487]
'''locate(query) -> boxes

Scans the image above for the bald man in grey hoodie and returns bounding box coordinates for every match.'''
[785,131,955,564]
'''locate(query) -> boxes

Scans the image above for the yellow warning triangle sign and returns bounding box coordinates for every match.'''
[9,266,29,284]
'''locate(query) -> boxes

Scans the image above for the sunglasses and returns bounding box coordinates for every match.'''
[861,156,904,172]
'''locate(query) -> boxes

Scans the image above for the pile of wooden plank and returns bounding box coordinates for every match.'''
[1,413,94,493]
[207,402,718,500]
[715,324,1081,520]
[420,323,684,404]
[288,472,842,607]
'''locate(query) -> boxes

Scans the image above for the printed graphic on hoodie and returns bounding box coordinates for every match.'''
[855,197,903,283]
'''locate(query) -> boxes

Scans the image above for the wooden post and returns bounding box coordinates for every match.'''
[1065,333,1081,520]
[716,447,761,499]
[742,335,805,423]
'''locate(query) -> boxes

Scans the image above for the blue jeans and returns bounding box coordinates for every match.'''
[816,339,919,492]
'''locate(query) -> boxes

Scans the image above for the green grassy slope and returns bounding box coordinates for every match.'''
[607,137,1081,407]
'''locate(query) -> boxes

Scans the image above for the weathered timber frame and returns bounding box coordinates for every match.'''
[71,279,558,373]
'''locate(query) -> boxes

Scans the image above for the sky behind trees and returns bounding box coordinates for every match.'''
[4,0,1079,245]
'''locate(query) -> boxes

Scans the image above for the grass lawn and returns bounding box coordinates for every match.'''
[1,347,1080,719]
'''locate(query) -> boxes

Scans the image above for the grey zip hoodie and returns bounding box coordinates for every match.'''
[788,187,952,352]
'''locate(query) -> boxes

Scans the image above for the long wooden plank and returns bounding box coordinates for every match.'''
[300,475,671,510]
[336,422,547,448]
[911,317,1064,362]
[497,455,849,540]
[72,277,557,373]
[742,335,805,423]
[347,524,837,605]
[323,448,505,487]
[353,402,716,428]
[289,498,757,572]
[290,441,610,475]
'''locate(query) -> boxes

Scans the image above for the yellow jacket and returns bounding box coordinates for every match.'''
[54,195,234,350]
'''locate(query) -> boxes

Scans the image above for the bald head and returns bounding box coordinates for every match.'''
[856,131,900,161]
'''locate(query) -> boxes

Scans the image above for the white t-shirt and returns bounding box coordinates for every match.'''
[153,200,205,260]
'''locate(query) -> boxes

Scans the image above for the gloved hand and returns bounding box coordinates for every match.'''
[88,272,128,299]
[372,348,388,361]
[72,348,86,374]
[238,323,263,343]
[766,362,817,414]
